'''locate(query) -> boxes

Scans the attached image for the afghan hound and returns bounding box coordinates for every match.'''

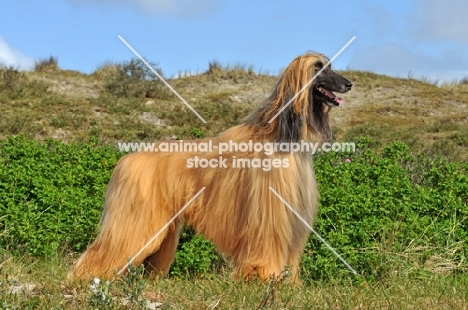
[69,52,352,282]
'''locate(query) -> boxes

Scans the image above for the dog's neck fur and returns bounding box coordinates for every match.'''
[244,87,332,144]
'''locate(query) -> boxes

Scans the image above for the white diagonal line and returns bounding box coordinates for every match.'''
[118,35,207,123]
[268,36,356,124]
[268,186,358,275]
[117,187,206,276]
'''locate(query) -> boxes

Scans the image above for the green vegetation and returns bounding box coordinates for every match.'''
[101,58,172,99]
[308,140,467,281]
[0,59,467,308]
[0,136,119,256]
[0,136,467,308]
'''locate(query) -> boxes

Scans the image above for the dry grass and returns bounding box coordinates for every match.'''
[0,63,276,143]
[34,56,60,72]
[1,253,467,309]
[331,71,468,158]
[1,65,467,158]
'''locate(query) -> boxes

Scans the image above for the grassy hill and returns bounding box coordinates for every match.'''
[1,57,467,159]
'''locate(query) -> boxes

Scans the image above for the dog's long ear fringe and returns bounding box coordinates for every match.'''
[277,97,303,143]
[308,89,332,142]
[245,53,331,143]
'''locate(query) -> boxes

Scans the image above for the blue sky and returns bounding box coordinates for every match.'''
[1,0,467,82]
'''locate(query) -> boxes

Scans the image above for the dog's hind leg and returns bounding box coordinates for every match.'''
[143,220,182,278]
[69,220,178,280]
[69,165,172,279]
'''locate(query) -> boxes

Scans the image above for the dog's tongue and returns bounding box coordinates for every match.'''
[322,88,343,105]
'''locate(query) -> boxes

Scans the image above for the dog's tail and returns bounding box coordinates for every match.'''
[68,152,180,280]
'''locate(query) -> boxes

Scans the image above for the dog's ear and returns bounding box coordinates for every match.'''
[313,60,324,72]
[276,59,323,143]
[277,97,304,143]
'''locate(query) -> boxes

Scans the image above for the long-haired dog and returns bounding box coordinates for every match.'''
[69,52,352,282]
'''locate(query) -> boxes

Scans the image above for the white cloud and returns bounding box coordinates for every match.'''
[0,37,34,70]
[408,0,468,43]
[349,42,468,82]
[58,0,221,18]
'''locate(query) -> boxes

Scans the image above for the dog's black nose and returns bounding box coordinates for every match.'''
[346,82,353,89]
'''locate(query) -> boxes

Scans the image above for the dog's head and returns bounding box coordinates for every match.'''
[311,58,352,108]
[245,52,352,143]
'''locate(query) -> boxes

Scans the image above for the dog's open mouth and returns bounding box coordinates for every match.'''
[314,87,343,107]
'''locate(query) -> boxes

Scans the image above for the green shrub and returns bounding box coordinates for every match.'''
[0,136,466,281]
[169,228,220,277]
[0,135,121,256]
[102,58,171,99]
[301,140,468,281]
